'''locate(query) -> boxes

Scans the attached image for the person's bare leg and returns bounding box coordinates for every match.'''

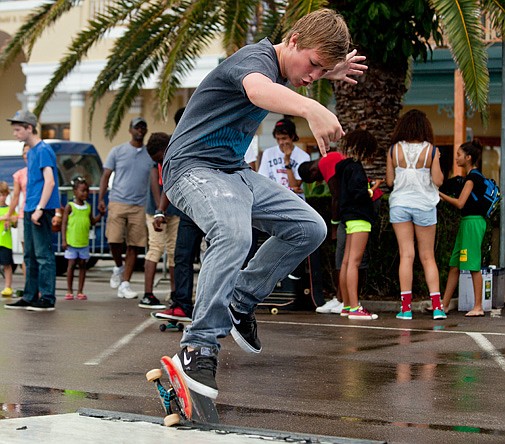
[345,232,368,308]
[109,242,124,268]
[123,245,140,282]
[466,271,484,316]
[442,266,459,309]
[392,222,415,292]
[414,224,439,293]
[77,259,87,294]
[144,259,157,293]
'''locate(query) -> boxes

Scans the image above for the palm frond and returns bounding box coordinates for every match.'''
[87,1,173,134]
[34,0,145,117]
[254,1,284,43]
[0,0,81,70]
[481,0,505,32]
[221,0,258,55]
[430,0,489,122]
[157,0,223,119]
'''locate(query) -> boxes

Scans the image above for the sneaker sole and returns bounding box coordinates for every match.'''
[172,354,218,400]
[433,315,447,320]
[117,293,138,299]
[230,326,262,354]
[151,313,192,322]
[396,316,412,320]
[26,307,55,312]
[4,305,30,310]
[348,315,378,320]
[138,304,166,309]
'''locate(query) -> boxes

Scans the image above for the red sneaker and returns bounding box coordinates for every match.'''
[153,306,191,321]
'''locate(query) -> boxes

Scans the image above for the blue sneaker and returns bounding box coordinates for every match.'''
[396,311,412,320]
[433,308,447,320]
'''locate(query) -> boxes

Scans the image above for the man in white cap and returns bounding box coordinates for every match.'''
[98,117,158,301]
[5,110,60,311]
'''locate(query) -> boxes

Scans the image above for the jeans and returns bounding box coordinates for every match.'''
[23,210,56,304]
[167,168,327,349]
[172,212,205,316]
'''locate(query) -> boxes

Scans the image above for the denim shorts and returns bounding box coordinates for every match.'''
[64,245,90,260]
[390,206,437,226]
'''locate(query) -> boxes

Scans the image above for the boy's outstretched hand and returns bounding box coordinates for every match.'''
[324,49,367,84]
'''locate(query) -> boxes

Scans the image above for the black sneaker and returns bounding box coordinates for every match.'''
[229,305,262,353]
[138,293,166,309]
[27,299,55,312]
[5,299,31,310]
[173,346,218,399]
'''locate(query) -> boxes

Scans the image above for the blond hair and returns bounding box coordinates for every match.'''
[0,181,10,195]
[284,9,350,65]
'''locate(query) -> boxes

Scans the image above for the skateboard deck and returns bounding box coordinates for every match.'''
[150,312,188,332]
[146,355,219,426]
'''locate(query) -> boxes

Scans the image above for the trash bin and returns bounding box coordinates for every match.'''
[458,268,493,312]
[492,267,505,309]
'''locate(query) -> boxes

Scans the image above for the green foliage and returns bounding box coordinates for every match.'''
[333,0,443,70]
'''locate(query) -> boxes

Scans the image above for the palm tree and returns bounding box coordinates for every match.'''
[0,0,502,145]
[331,0,504,178]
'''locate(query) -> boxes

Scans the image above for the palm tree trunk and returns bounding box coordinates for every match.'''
[333,59,408,179]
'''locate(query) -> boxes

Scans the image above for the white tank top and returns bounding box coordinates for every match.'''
[389,141,440,211]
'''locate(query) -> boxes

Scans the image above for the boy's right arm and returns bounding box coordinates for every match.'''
[243,73,344,157]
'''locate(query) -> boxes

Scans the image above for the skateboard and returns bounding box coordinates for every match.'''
[146,355,219,426]
[150,311,187,332]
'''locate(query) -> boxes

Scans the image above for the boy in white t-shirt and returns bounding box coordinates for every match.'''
[258,119,310,197]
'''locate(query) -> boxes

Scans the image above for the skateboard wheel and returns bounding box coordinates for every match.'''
[271,308,279,315]
[146,368,163,382]
[159,324,166,332]
[163,413,181,427]
[177,323,184,331]
[303,288,310,295]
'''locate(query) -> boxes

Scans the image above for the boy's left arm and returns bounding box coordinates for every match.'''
[32,167,55,225]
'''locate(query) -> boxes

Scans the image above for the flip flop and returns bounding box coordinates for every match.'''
[465,311,485,317]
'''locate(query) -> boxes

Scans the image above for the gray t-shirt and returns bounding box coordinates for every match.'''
[163,38,285,191]
[104,142,154,206]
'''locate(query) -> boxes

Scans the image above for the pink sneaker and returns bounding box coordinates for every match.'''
[340,307,350,317]
[64,293,74,300]
[348,306,378,320]
[76,293,88,300]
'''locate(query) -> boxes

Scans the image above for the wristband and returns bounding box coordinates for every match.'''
[153,212,165,219]
[285,164,292,170]
[36,206,44,211]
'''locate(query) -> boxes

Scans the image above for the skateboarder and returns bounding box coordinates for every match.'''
[162,9,367,400]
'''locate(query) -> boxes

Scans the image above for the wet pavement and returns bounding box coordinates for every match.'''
[1,263,505,443]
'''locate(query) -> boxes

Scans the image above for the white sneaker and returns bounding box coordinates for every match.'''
[110,266,124,289]
[117,281,138,299]
[316,298,343,314]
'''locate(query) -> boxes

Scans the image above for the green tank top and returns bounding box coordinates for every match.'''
[66,201,91,248]
[0,206,15,250]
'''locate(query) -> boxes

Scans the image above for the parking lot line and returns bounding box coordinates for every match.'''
[258,319,505,336]
[467,332,505,371]
[84,318,155,366]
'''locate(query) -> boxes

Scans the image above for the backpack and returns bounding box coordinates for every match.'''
[469,170,501,218]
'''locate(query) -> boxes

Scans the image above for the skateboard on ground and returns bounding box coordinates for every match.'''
[150,311,188,332]
[146,355,219,426]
